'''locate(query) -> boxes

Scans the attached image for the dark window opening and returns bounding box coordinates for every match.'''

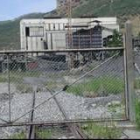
[25,27,29,37]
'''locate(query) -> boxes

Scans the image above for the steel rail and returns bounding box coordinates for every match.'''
[45,87,87,139]
[0,119,128,127]
[73,124,88,139]
[27,91,36,139]
[11,52,120,124]
[45,87,69,120]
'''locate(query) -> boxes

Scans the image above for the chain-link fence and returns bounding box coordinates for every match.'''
[133,19,140,93]
[0,49,126,123]
[1,1,140,139]
[1,21,139,138]
[1,19,139,138]
[0,48,127,138]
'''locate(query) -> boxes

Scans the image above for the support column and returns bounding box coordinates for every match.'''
[124,20,135,122]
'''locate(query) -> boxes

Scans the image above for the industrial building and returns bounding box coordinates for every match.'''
[20,17,119,51]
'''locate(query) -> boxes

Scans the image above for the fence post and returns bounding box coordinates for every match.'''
[124,20,135,122]
[7,54,11,122]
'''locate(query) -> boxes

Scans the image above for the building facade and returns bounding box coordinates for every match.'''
[20,17,119,51]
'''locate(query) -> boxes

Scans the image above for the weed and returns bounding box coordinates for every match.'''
[108,102,125,118]
[135,99,140,130]
[46,81,64,90]
[81,123,122,139]
[9,132,26,139]
[0,71,41,83]
[67,76,124,96]
[16,84,33,93]
[135,78,140,89]
[36,129,52,139]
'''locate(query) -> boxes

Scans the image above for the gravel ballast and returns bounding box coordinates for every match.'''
[0,90,123,124]
[0,80,124,138]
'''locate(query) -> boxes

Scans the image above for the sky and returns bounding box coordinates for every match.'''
[0,0,56,21]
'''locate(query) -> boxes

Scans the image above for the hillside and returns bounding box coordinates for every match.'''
[0,13,45,50]
[72,0,140,17]
[71,0,140,35]
[1,0,140,50]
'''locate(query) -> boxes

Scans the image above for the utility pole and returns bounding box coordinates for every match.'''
[66,0,75,69]
[67,0,72,49]
[110,0,114,16]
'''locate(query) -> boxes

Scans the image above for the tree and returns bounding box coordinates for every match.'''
[138,32,140,37]
[106,30,123,47]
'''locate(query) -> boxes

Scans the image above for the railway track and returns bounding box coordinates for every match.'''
[27,87,87,139]
[25,53,120,139]
[27,91,36,139]
[45,87,88,139]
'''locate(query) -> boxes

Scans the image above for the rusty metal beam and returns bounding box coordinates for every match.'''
[0,119,128,128]
[65,25,89,28]
[27,91,36,139]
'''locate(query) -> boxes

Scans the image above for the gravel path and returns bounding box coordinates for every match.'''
[0,83,16,95]
[0,90,124,138]
[0,91,122,124]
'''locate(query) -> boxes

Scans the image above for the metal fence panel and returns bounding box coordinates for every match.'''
[0,49,126,129]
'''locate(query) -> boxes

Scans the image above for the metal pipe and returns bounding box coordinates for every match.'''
[0,47,124,54]
[0,118,9,123]
[135,63,140,75]
[0,118,128,128]
[7,55,11,122]
[123,34,129,120]
[27,91,36,139]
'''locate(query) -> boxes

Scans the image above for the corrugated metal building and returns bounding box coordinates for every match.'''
[20,17,119,51]
[67,25,103,48]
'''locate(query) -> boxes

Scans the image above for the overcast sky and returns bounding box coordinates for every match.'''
[0,0,56,21]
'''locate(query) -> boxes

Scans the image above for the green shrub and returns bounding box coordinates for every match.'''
[9,132,26,139]
[0,76,7,82]
[67,76,124,96]
[81,123,121,139]
[0,71,41,84]
[36,129,52,139]
[135,79,140,89]
[135,99,140,130]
